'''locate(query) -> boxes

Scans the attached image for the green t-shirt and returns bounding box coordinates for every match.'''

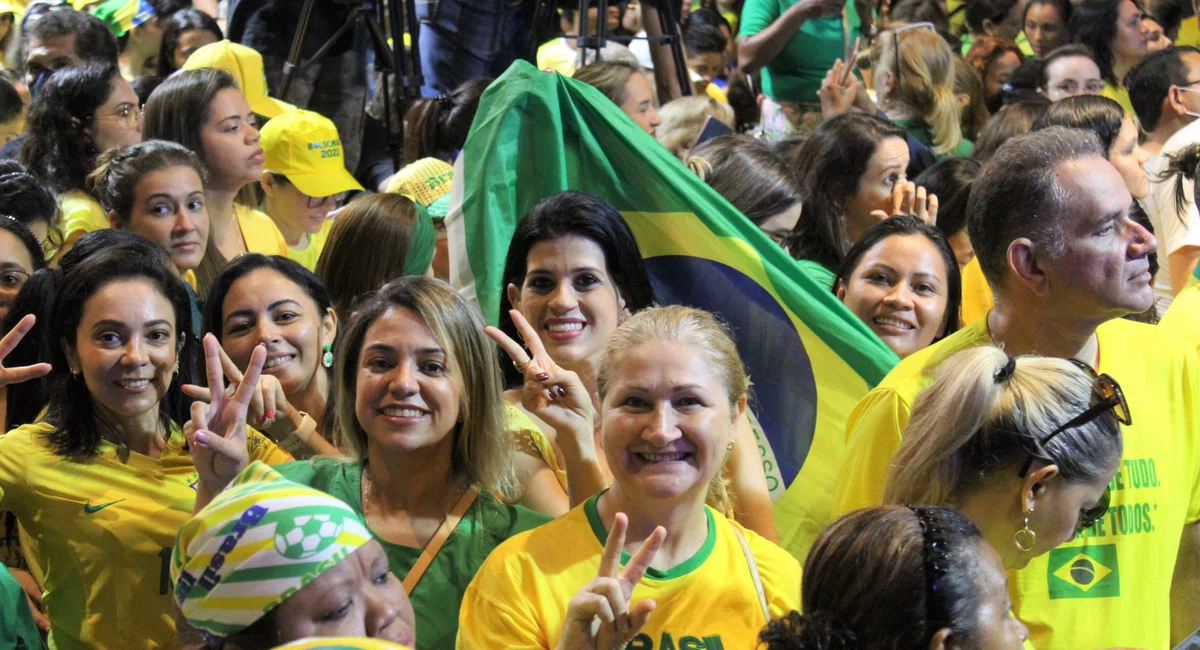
[276,459,551,650]
[892,118,975,159]
[738,0,862,103]
[0,564,40,649]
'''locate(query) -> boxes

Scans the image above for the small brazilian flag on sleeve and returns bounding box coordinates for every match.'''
[446,61,899,559]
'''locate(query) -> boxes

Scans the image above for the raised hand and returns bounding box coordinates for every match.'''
[182,343,295,437]
[557,513,667,650]
[870,180,939,225]
[485,310,594,444]
[0,314,50,388]
[186,333,265,501]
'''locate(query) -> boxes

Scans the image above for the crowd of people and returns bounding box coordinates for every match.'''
[0,0,1193,649]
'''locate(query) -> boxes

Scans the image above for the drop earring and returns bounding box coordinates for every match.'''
[322,343,334,368]
[1013,510,1036,552]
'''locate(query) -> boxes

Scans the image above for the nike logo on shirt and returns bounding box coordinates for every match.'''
[84,499,125,514]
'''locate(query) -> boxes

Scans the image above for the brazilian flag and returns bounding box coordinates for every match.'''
[449,61,899,559]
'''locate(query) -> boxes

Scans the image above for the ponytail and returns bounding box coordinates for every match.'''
[402,77,493,165]
[927,85,964,157]
[884,346,1122,506]
[1164,142,1200,222]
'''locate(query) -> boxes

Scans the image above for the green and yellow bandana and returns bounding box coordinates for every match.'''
[172,462,373,643]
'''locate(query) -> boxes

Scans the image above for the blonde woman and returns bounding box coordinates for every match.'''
[275,276,549,650]
[460,305,800,649]
[656,95,735,159]
[573,60,663,137]
[886,345,1124,571]
[872,23,973,158]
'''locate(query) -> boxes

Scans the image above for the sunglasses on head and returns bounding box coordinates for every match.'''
[1018,359,1130,534]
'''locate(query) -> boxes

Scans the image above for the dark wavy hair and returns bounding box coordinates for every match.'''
[202,253,336,433]
[156,8,223,77]
[760,506,989,650]
[498,190,655,387]
[833,215,962,345]
[0,160,61,254]
[42,240,198,458]
[19,62,122,195]
[788,113,908,272]
[1069,0,1141,85]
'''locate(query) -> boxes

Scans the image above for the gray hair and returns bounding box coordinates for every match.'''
[967,126,1106,291]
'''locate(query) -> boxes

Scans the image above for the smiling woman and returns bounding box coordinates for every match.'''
[275,276,550,650]
[0,243,291,650]
[460,305,800,650]
[833,215,961,359]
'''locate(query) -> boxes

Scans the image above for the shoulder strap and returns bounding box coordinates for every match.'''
[402,484,480,593]
[732,522,770,624]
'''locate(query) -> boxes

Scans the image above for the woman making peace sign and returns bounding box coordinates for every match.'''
[459,305,800,649]
[0,244,289,650]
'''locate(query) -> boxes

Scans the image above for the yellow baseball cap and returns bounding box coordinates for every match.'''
[181,40,295,118]
[384,157,453,209]
[262,109,363,198]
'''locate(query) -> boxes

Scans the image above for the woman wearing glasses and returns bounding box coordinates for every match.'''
[872,23,973,159]
[885,345,1124,572]
[19,62,142,259]
[259,109,363,271]
[0,216,44,322]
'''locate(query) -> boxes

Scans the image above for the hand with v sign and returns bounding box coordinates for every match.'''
[185,333,266,510]
[557,512,667,650]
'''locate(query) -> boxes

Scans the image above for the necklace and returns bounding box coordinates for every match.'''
[359,463,468,529]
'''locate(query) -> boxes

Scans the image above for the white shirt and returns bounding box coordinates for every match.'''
[1143,118,1200,314]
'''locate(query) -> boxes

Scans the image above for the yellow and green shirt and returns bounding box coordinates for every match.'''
[276,458,551,650]
[458,493,801,650]
[285,217,334,271]
[831,315,1200,650]
[0,420,292,650]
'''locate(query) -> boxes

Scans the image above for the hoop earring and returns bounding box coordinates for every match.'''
[1013,512,1037,552]
[322,343,334,368]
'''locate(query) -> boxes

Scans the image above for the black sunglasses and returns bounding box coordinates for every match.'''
[1018,359,1129,533]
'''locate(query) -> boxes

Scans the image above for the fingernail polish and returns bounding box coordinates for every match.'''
[535,373,550,382]
[266,410,275,420]
[194,431,207,445]
[557,386,567,397]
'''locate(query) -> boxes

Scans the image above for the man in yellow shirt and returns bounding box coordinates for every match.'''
[832,127,1200,650]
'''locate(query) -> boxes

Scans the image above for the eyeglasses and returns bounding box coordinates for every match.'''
[1018,359,1129,534]
[0,267,30,297]
[306,192,347,209]
[890,22,937,88]
[98,105,142,130]
[1052,79,1107,95]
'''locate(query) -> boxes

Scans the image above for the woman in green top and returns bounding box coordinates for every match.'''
[737,0,869,141]
[872,23,973,159]
[277,276,550,650]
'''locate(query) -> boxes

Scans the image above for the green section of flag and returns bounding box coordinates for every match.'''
[1048,544,1120,599]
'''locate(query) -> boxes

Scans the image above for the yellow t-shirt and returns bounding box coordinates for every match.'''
[1160,265,1200,350]
[458,493,800,650]
[0,420,292,650]
[1102,82,1135,116]
[960,256,994,326]
[831,315,1200,650]
[57,189,109,252]
[286,217,334,271]
[1178,16,1200,48]
[234,204,289,257]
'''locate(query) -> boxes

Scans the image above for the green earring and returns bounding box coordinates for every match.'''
[322,343,334,368]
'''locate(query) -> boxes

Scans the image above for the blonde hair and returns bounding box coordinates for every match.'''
[873,26,963,157]
[573,59,649,108]
[598,305,749,516]
[656,96,735,160]
[885,346,1123,506]
[334,276,517,499]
